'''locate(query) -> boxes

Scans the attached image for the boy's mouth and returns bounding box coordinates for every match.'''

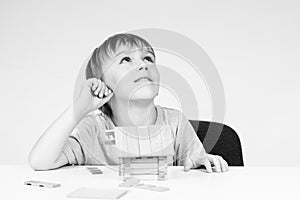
[134,77,153,83]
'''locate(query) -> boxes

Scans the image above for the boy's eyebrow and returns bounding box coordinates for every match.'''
[147,51,155,57]
[114,49,155,59]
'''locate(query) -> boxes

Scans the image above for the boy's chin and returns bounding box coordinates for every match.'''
[128,91,158,101]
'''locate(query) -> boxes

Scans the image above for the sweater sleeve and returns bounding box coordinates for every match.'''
[61,114,99,165]
[174,112,207,166]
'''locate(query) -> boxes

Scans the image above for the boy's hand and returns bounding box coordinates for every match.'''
[184,154,229,173]
[75,78,114,115]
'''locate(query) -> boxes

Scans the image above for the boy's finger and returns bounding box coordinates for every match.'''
[99,82,107,98]
[217,156,228,172]
[101,92,114,103]
[87,78,97,88]
[104,86,109,96]
[94,92,113,106]
[94,80,103,96]
[212,156,221,173]
[106,86,113,94]
[184,158,193,172]
[91,79,99,91]
[203,158,212,173]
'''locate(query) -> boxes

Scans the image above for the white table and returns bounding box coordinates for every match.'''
[0,165,299,200]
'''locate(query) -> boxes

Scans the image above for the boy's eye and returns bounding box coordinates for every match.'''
[144,56,154,63]
[120,56,131,64]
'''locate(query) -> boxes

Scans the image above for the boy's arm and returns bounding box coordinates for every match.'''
[174,112,228,172]
[28,78,113,170]
[28,103,85,170]
[174,112,207,166]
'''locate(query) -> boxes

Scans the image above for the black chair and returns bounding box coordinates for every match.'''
[189,120,244,166]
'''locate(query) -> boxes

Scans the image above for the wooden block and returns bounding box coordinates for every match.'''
[130,156,158,163]
[130,161,158,169]
[119,178,140,188]
[24,180,61,188]
[133,184,170,192]
[104,130,115,145]
[86,167,99,170]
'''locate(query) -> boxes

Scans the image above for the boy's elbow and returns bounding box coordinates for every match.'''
[28,154,54,171]
[28,153,67,171]
[28,157,47,171]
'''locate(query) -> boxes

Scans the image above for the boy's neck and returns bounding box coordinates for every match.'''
[110,99,157,127]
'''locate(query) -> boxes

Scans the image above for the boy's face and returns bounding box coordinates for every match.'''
[101,44,160,102]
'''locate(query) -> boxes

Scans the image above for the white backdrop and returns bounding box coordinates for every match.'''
[1,0,299,166]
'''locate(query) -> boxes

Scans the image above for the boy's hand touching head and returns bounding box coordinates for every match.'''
[184,154,229,173]
[75,78,114,116]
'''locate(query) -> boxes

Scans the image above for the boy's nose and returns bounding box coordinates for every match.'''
[137,64,148,71]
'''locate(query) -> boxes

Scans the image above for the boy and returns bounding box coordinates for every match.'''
[29,33,228,173]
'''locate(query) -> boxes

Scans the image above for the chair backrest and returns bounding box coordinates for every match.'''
[189,120,244,166]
